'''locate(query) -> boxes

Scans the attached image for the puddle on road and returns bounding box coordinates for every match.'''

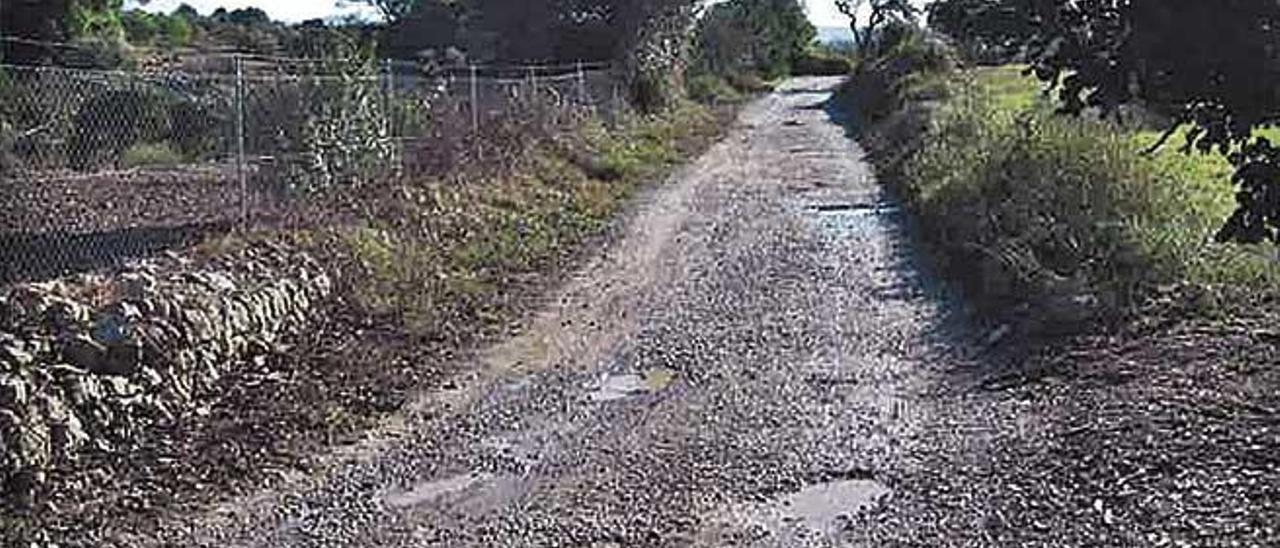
[383,471,527,514]
[702,477,891,542]
[384,472,491,508]
[807,202,900,238]
[782,479,890,534]
[588,368,674,401]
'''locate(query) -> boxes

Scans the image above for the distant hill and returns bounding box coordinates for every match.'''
[815,26,854,45]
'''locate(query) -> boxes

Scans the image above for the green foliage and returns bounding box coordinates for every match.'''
[835,0,918,52]
[66,79,225,170]
[276,31,395,193]
[336,101,722,336]
[793,51,853,76]
[692,0,816,79]
[925,0,1034,63]
[69,86,170,170]
[840,25,956,126]
[67,0,125,40]
[934,2,1280,245]
[122,10,194,47]
[687,74,745,105]
[863,62,1280,322]
[120,142,184,168]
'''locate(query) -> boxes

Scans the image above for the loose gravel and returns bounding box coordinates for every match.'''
[52,77,1280,547]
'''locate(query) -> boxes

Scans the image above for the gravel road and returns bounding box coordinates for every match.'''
[119,76,974,547]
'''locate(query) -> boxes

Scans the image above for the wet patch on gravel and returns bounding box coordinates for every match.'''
[587,369,675,401]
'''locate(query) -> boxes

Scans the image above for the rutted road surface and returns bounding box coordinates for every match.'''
[133,76,972,547]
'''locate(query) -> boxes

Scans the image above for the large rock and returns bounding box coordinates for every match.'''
[0,375,29,410]
[1,341,35,369]
[102,342,144,377]
[49,409,88,462]
[61,335,108,373]
[120,272,158,301]
[45,297,91,331]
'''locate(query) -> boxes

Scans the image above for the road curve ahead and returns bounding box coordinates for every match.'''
[145,76,966,547]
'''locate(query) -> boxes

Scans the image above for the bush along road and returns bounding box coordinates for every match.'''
[69,76,975,546]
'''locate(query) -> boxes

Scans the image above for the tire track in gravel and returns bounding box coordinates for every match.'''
[120,76,979,547]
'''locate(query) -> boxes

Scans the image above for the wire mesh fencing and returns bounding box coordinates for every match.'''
[0,57,627,285]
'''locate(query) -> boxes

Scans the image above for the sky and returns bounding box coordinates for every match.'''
[122,0,915,28]
[122,0,381,23]
[805,0,851,28]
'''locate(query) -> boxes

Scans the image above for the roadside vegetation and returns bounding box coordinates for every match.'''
[842,26,1280,331]
[326,102,726,344]
[835,7,1280,544]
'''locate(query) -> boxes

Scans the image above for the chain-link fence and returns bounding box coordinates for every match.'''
[0,56,626,285]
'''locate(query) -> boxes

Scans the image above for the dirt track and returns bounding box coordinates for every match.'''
[86,76,960,546]
[87,77,1280,547]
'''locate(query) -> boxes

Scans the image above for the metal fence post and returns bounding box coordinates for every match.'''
[469,64,479,135]
[234,54,248,230]
[381,58,398,177]
[576,61,587,107]
[470,64,481,160]
[528,66,538,100]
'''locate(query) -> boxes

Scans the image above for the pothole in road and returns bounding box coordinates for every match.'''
[807,202,900,238]
[383,471,526,513]
[705,477,891,542]
[588,368,674,401]
[781,478,890,534]
[807,202,898,213]
[383,472,491,508]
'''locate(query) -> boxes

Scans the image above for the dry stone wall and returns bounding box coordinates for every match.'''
[0,241,331,506]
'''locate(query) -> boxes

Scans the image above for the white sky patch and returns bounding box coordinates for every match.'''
[122,0,382,23]
[803,0,931,28]
[804,0,851,28]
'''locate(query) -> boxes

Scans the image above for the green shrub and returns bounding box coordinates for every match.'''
[726,72,774,94]
[687,74,744,105]
[121,142,184,168]
[793,52,853,76]
[334,102,722,337]
[889,66,1280,322]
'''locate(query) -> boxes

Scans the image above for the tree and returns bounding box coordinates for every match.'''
[982,2,1280,244]
[834,0,916,53]
[925,0,1034,62]
[353,0,424,22]
[172,3,200,21]
[693,0,815,79]
[378,0,465,60]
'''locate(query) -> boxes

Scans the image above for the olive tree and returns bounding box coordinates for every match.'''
[834,0,917,53]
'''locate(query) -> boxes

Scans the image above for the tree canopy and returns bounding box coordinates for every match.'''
[834,0,916,52]
[693,0,815,79]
